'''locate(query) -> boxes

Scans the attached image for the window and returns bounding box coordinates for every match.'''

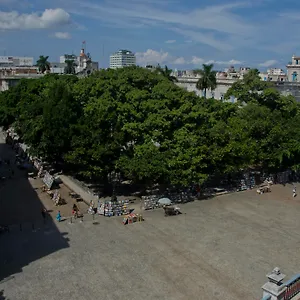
[296,60,299,65]
[292,72,298,82]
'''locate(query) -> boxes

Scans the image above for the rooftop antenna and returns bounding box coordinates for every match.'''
[82,40,86,53]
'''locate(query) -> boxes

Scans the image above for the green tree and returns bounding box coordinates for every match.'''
[156,65,178,82]
[1,65,300,189]
[225,69,271,103]
[194,64,217,98]
[64,59,77,74]
[36,55,50,74]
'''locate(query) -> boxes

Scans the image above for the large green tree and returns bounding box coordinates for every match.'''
[36,55,50,74]
[194,64,217,98]
[64,59,77,74]
[156,65,178,82]
[1,66,300,189]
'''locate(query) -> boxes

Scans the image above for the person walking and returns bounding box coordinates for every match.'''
[293,186,297,198]
[56,211,61,222]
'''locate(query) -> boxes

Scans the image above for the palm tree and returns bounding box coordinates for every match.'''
[64,59,77,74]
[157,65,178,82]
[194,64,217,98]
[36,55,50,74]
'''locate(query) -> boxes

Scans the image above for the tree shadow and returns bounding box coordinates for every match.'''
[0,142,69,283]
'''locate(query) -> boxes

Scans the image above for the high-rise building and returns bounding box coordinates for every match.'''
[109,50,136,69]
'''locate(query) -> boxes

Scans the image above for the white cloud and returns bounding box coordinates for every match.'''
[66,1,255,50]
[258,59,277,67]
[205,59,243,65]
[0,8,71,30]
[135,49,241,67]
[53,31,71,39]
[172,28,233,51]
[165,39,176,44]
[172,57,186,64]
[190,56,204,65]
[136,49,172,65]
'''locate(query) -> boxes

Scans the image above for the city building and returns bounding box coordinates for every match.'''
[260,68,287,82]
[286,55,300,82]
[174,57,299,101]
[50,48,99,75]
[59,54,77,63]
[109,50,136,69]
[0,55,37,77]
[0,56,34,67]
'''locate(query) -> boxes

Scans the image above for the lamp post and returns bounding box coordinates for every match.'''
[110,171,120,202]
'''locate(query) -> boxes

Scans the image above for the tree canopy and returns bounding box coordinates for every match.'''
[194,64,217,98]
[36,55,50,74]
[64,59,77,74]
[1,66,300,187]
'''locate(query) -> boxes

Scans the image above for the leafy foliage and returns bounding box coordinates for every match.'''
[0,66,299,187]
[64,60,77,74]
[36,55,50,74]
[156,65,178,82]
[194,64,217,98]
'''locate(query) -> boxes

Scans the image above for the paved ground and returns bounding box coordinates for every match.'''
[0,131,89,225]
[1,184,300,299]
[1,134,300,299]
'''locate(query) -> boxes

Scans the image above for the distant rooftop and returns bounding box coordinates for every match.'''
[112,50,134,55]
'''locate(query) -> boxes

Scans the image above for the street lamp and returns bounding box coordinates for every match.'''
[109,171,120,202]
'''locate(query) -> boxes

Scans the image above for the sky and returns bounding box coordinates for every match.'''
[0,0,300,70]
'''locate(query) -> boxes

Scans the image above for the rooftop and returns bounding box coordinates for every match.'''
[112,49,134,55]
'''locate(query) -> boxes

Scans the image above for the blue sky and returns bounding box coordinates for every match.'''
[0,0,300,70]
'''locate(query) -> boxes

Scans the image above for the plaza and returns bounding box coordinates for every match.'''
[1,167,300,299]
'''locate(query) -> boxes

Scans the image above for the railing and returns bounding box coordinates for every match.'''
[0,213,101,235]
[284,274,300,300]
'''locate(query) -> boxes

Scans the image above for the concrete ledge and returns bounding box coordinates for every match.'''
[59,175,98,205]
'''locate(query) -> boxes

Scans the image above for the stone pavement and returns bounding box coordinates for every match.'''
[1,184,300,300]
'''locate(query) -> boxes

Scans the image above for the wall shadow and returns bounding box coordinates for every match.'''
[0,142,69,283]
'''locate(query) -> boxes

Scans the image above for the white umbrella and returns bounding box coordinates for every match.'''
[158,198,172,205]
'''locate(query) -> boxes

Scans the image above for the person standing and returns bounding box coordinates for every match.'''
[41,208,47,223]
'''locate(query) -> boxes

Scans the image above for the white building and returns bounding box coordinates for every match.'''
[0,56,34,67]
[287,55,300,82]
[51,49,99,75]
[59,54,77,63]
[109,50,136,69]
[260,68,287,82]
[268,68,285,76]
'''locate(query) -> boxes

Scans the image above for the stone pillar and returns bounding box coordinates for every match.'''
[262,267,287,300]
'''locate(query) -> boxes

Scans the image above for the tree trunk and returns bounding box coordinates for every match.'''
[204,88,207,98]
